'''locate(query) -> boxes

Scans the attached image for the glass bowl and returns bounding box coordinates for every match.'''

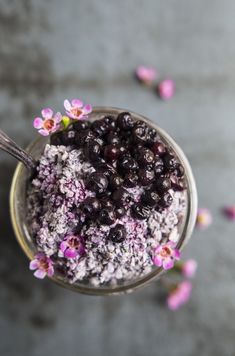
[10,107,197,295]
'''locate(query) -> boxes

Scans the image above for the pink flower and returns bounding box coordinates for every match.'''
[196,208,212,229]
[33,108,62,136]
[223,206,235,221]
[167,281,192,311]
[60,235,85,259]
[182,259,198,278]
[64,99,92,120]
[158,79,175,100]
[152,242,181,270]
[135,66,157,84]
[29,253,54,279]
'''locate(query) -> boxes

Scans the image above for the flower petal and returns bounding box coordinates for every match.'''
[54,112,62,123]
[38,129,49,136]
[136,66,157,82]
[60,241,67,253]
[64,99,72,111]
[41,108,53,119]
[64,248,78,259]
[29,260,39,270]
[47,266,54,277]
[33,117,43,129]
[182,259,197,278]
[167,294,180,311]
[163,258,174,270]
[174,249,181,260]
[153,255,163,267]
[34,269,46,279]
[158,79,175,100]
[83,104,92,114]
[71,99,83,108]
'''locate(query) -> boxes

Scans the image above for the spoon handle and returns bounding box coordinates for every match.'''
[0,129,36,170]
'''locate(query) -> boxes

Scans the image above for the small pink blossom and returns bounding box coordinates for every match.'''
[196,208,212,229]
[223,206,235,221]
[135,66,157,84]
[152,242,181,270]
[158,79,175,100]
[29,253,54,279]
[64,99,92,120]
[33,108,62,136]
[60,235,85,259]
[182,259,198,278]
[167,281,192,311]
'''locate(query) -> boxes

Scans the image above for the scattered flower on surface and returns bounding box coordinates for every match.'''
[135,65,157,84]
[223,205,235,221]
[158,79,175,100]
[64,99,92,120]
[182,259,198,278]
[33,108,62,136]
[29,253,54,279]
[152,242,181,270]
[196,208,212,229]
[59,235,85,259]
[167,281,192,311]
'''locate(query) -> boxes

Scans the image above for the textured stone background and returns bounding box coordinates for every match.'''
[1,1,235,355]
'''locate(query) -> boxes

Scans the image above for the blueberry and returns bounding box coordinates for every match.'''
[94,161,116,177]
[80,197,101,218]
[132,124,149,144]
[159,192,173,208]
[138,168,155,186]
[146,128,158,146]
[151,141,166,156]
[131,204,150,220]
[141,190,160,207]
[100,197,114,209]
[108,224,126,243]
[92,119,109,136]
[163,153,178,171]
[109,174,124,191]
[112,188,132,207]
[131,144,145,159]
[155,176,171,193]
[103,144,120,161]
[50,131,63,146]
[137,148,155,167]
[62,130,76,146]
[115,206,126,218]
[173,163,185,177]
[86,172,108,195]
[124,172,139,187]
[118,145,127,157]
[84,141,101,161]
[103,115,116,130]
[116,112,135,130]
[99,208,116,225]
[170,175,185,191]
[70,120,90,131]
[75,129,96,147]
[118,155,139,174]
[154,158,164,176]
[105,131,120,145]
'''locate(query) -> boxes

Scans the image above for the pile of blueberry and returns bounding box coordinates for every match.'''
[50,112,185,243]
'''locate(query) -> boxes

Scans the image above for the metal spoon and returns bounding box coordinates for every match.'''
[0,129,36,170]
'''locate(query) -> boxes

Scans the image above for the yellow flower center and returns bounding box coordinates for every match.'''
[71,108,83,117]
[43,119,55,131]
[161,246,172,257]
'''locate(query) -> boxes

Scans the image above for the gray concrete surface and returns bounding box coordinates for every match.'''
[1,0,235,355]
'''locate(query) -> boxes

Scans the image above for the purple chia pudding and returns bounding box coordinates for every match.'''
[27,111,187,286]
